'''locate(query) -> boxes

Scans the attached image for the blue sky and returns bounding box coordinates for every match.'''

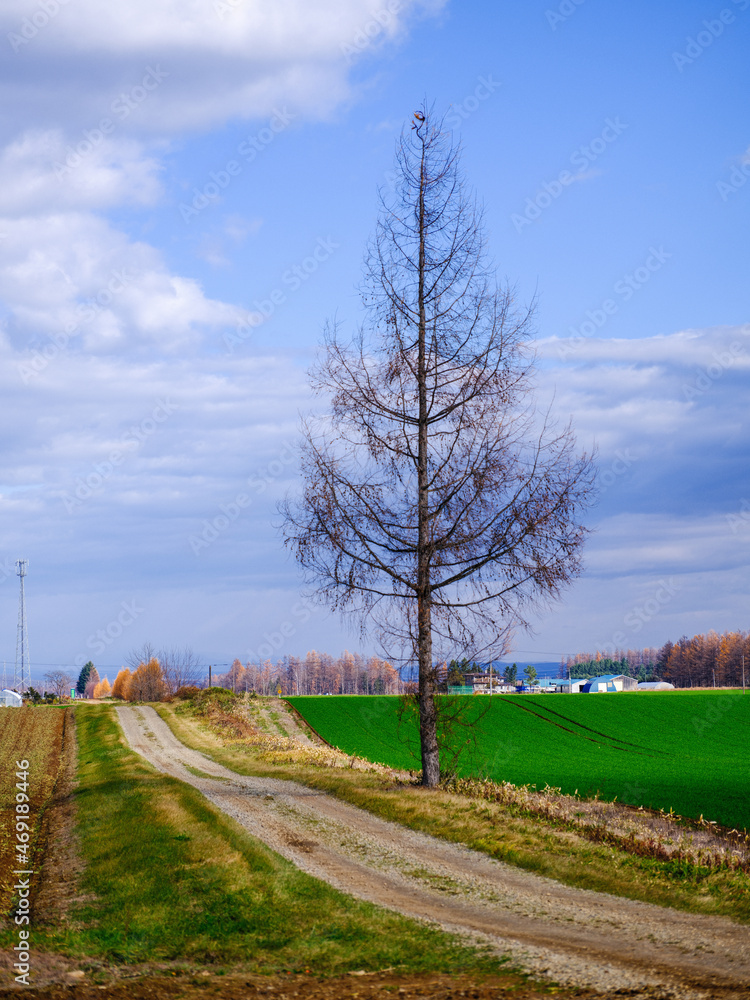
[0,0,748,682]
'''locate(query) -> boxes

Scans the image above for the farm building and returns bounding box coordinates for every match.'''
[582,674,638,693]
[0,689,22,707]
[637,680,675,690]
[549,677,586,693]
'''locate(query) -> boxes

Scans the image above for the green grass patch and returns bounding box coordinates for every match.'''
[2,705,507,977]
[287,691,750,830]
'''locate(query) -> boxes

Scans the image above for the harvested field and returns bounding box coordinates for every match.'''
[0,707,70,917]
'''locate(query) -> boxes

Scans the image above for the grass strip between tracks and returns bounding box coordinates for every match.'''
[2,705,511,979]
[156,699,750,925]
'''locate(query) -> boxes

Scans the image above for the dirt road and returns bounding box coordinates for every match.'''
[116,706,750,999]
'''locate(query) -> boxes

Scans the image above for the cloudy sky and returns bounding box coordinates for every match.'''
[0,0,748,683]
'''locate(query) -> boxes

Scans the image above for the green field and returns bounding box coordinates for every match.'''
[287,691,750,831]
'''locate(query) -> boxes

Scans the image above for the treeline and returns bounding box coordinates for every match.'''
[660,631,749,688]
[79,649,403,701]
[563,632,750,688]
[215,651,402,696]
[562,648,660,681]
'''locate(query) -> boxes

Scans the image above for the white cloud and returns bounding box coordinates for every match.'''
[585,512,749,577]
[539,325,750,370]
[0,210,241,353]
[0,130,162,215]
[0,349,307,505]
[0,346,314,666]
[0,1,446,137]
[538,324,750,459]
[4,0,412,55]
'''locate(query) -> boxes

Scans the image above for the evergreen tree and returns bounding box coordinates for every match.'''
[76,661,94,695]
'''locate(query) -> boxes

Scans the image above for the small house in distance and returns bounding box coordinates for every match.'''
[0,689,22,707]
[582,674,638,693]
[460,672,516,693]
[637,680,675,691]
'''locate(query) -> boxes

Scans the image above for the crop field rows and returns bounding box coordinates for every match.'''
[287,691,750,831]
[0,708,67,915]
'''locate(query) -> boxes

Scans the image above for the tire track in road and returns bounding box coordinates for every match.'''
[116,706,750,998]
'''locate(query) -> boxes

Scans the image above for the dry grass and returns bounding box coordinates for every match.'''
[183,691,407,775]
[442,775,750,872]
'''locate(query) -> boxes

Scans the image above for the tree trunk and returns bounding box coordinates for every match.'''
[418,592,440,785]
[416,132,440,787]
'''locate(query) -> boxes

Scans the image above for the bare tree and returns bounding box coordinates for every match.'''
[281,104,595,787]
[84,665,101,699]
[125,641,156,671]
[43,670,73,699]
[125,643,201,693]
[159,646,202,694]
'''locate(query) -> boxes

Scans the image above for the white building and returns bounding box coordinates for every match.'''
[582,674,639,693]
[0,689,23,707]
[551,677,586,693]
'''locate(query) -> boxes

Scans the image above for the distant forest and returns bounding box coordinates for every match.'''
[207,629,749,695]
[216,651,401,696]
[563,630,750,688]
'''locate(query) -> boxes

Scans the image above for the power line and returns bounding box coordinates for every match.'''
[0,660,233,670]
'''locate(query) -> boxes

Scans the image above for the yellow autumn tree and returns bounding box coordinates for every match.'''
[92,676,111,699]
[126,658,167,702]
[111,669,131,699]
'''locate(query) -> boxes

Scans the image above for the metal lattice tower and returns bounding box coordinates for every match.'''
[15,559,30,693]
